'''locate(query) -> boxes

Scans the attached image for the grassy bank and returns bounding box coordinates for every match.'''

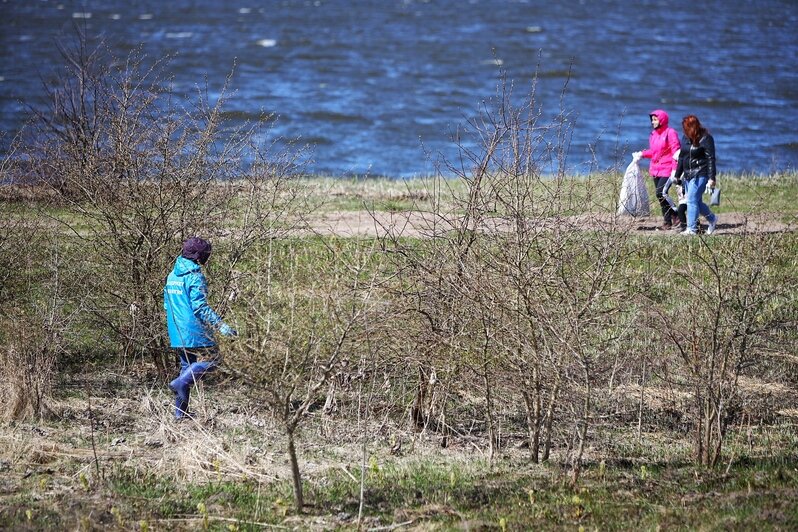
[1,173,797,530]
[302,171,798,217]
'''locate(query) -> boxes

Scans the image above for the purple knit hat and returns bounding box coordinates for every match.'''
[181,237,212,265]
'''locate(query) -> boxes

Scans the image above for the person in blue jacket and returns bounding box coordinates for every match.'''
[164,237,237,420]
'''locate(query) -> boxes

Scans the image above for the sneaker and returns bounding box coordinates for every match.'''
[671,221,683,231]
[680,228,697,236]
[706,217,718,235]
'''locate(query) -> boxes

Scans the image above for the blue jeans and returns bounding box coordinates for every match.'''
[684,175,716,231]
[176,346,221,375]
[171,346,221,418]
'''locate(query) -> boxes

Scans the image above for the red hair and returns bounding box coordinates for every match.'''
[682,115,707,146]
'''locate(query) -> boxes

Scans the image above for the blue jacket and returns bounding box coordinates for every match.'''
[164,256,223,348]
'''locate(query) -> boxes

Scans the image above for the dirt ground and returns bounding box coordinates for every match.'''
[305,210,796,238]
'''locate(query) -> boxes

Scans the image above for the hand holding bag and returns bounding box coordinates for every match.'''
[709,187,721,206]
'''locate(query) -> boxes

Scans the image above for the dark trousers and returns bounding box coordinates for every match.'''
[675,204,687,226]
[653,176,675,225]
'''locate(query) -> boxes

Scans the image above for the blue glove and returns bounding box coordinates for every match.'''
[219,323,238,337]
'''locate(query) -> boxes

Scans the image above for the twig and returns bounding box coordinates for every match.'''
[153,516,289,529]
[339,463,358,483]
[87,394,100,477]
[367,520,415,532]
[638,356,646,443]
[725,411,749,475]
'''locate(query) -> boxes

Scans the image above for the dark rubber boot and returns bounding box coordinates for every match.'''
[169,360,216,419]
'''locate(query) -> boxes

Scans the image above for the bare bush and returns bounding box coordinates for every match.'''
[1,322,56,422]
[232,237,384,511]
[0,238,81,421]
[0,141,28,308]
[379,72,639,485]
[650,231,797,467]
[20,30,308,376]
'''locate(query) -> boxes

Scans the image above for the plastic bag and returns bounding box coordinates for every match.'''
[617,160,650,217]
[709,187,721,206]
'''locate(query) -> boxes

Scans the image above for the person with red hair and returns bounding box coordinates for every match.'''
[672,115,718,235]
[633,109,681,230]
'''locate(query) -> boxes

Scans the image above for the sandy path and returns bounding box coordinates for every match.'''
[304,210,796,238]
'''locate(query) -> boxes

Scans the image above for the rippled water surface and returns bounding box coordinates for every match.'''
[2,0,797,176]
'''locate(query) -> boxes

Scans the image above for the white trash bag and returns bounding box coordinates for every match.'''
[617,160,650,217]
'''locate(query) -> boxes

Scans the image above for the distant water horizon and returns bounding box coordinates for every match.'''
[1,0,797,177]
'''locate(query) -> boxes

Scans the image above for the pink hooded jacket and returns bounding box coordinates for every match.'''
[642,109,681,177]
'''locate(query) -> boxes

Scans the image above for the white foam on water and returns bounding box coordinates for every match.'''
[481,58,503,66]
[256,39,277,47]
[0,77,5,82]
[72,12,92,19]
[239,8,251,14]
[139,14,154,20]
[525,25,543,33]
[166,32,193,39]
[56,4,64,10]
[110,14,121,20]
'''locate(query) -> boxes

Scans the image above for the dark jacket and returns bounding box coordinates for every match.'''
[675,133,716,182]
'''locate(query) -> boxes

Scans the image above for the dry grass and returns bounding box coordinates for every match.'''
[0,336,56,423]
[1,365,796,530]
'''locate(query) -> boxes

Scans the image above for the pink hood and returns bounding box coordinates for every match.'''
[649,109,670,129]
[642,109,680,176]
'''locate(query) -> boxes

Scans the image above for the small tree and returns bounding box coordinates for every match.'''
[652,231,796,467]
[234,237,382,511]
[381,70,637,481]
[22,30,306,375]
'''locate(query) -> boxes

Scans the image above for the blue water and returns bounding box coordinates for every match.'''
[1,0,797,177]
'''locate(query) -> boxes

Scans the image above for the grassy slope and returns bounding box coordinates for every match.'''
[1,173,797,530]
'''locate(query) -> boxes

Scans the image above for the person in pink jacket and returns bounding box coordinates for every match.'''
[633,109,682,230]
